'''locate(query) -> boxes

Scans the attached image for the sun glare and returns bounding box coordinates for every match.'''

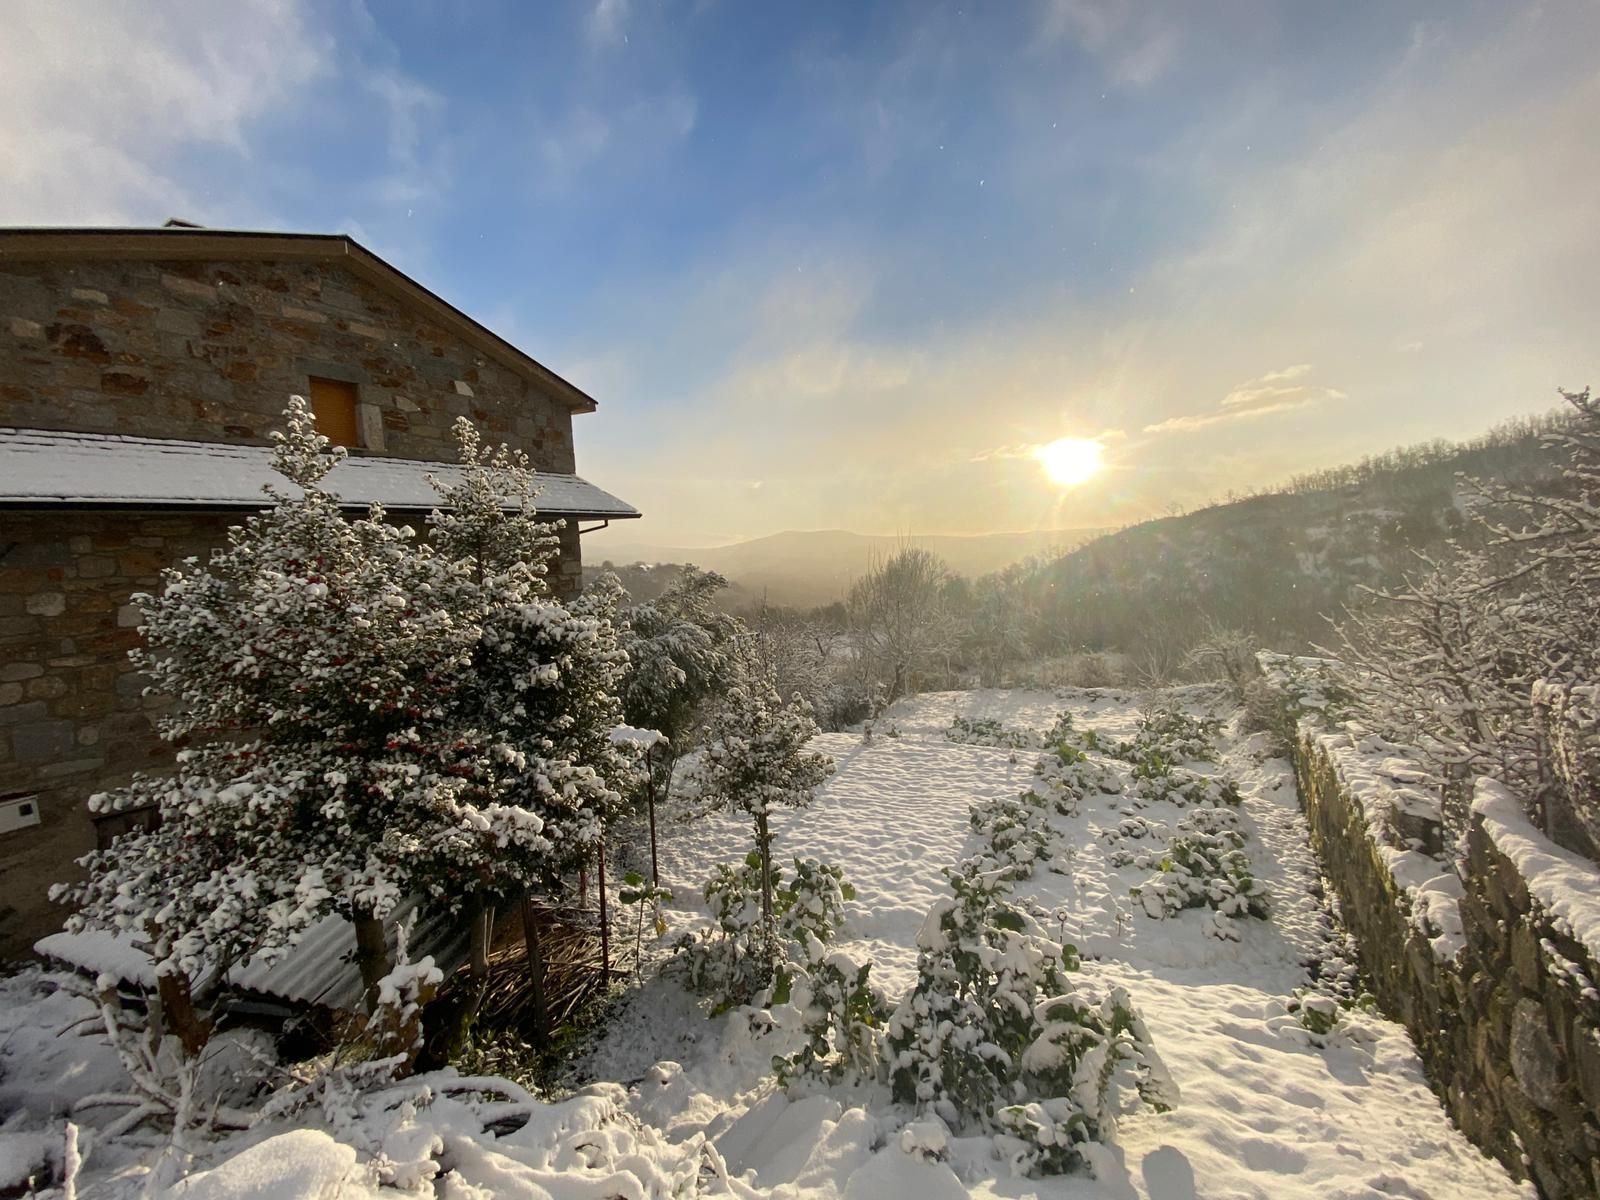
[1035,437,1105,487]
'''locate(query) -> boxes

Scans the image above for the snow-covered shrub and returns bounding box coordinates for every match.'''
[58,401,633,1009]
[771,941,888,1088]
[886,866,1175,1170]
[680,854,856,1015]
[945,716,1036,749]
[367,922,442,1072]
[1292,992,1339,1039]
[680,855,769,1011]
[993,986,1178,1176]
[776,857,855,954]
[1114,707,1222,765]
[1130,830,1269,934]
[1032,743,1124,815]
[1128,762,1242,809]
[968,793,1068,879]
[616,565,743,784]
[887,866,1072,1124]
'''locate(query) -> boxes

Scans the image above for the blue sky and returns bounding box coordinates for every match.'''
[5,1,1599,545]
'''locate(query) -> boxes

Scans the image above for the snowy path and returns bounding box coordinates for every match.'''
[601,688,1528,1200]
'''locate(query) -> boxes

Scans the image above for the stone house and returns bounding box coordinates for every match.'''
[0,226,639,959]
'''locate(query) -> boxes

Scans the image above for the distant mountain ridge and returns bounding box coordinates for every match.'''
[585,527,1108,608]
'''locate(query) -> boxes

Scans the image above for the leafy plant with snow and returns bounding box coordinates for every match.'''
[1130,828,1269,936]
[886,861,1174,1170]
[1032,742,1124,815]
[57,399,633,1021]
[367,918,443,1073]
[680,852,856,1014]
[968,793,1068,879]
[775,856,855,953]
[993,985,1178,1176]
[945,715,1037,749]
[1114,706,1223,765]
[771,941,888,1088]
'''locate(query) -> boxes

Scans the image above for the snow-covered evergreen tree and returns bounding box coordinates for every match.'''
[617,565,741,745]
[689,647,835,973]
[59,399,633,1009]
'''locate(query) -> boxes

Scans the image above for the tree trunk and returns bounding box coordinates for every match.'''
[352,909,392,1016]
[520,895,550,1046]
[156,970,211,1058]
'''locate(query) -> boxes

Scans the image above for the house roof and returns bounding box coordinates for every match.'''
[0,226,598,414]
[0,427,640,521]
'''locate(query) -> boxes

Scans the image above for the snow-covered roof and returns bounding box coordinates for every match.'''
[0,428,640,520]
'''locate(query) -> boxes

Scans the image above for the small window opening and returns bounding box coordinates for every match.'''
[309,377,361,447]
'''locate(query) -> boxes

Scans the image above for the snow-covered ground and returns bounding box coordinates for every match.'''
[0,688,1528,1199]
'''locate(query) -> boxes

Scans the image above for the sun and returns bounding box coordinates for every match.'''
[1034,437,1105,487]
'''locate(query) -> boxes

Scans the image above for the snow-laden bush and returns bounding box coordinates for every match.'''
[1113,707,1223,765]
[886,864,1175,1171]
[776,857,855,955]
[1130,829,1269,935]
[1127,761,1242,809]
[945,716,1037,749]
[994,985,1178,1176]
[616,564,743,788]
[679,854,768,1011]
[968,794,1068,879]
[1032,743,1124,816]
[771,940,888,1088]
[57,401,633,1012]
[679,854,854,1014]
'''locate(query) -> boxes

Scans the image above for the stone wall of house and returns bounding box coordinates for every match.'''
[1296,733,1600,1200]
[0,508,236,960]
[0,254,575,472]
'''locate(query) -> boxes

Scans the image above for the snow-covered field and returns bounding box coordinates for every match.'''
[0,688,1527,1199]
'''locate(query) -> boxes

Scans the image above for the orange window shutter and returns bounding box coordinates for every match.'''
[309,377,361,447]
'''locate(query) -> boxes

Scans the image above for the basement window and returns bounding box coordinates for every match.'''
[308,376,362,447]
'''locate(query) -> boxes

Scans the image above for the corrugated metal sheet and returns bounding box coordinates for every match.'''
[36,899,469,1016]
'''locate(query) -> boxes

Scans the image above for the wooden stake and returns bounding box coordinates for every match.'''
[520,894,550,1046]
[646,745,661,888]
[597,841,611,979]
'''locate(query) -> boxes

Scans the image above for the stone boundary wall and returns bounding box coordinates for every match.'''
[1296,729,1600,1200]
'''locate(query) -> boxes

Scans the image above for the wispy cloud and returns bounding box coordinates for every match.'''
[535,91,697,186]
[1037,0,1179,87]
[586,0,630,48]
[1146,366,1344,434]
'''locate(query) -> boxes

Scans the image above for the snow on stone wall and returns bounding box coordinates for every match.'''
[1295,725,1600,1200]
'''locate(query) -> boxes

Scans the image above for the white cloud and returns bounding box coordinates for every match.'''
[0,1,327,224]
